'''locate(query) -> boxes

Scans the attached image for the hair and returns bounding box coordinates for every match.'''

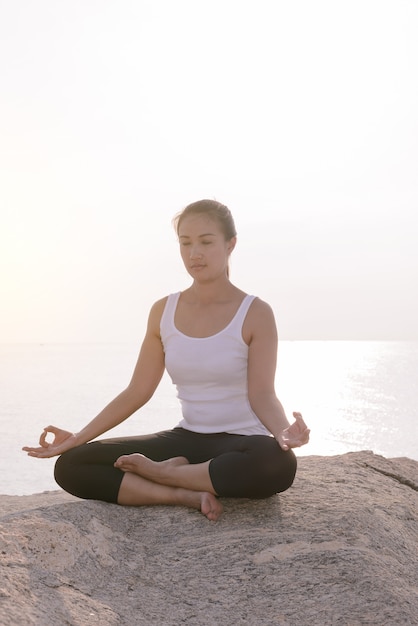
[173,199,237,241]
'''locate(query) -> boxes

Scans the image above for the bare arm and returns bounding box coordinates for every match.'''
[23,298,167,458]
[245,299,310,450]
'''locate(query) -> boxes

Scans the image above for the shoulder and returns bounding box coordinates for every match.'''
[150,296,169,316]
[243,297,278,344]
[247,297,276,323]
[146,296,169,334]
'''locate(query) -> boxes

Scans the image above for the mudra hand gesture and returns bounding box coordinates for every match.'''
[277,412,310,451]
[23,426,78,459]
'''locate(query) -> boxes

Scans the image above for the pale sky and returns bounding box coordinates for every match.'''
[1,0,417,342]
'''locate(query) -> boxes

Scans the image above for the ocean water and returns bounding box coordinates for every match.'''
[1,341,417,496]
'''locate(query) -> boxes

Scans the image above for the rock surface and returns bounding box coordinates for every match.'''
[1,451,417,625]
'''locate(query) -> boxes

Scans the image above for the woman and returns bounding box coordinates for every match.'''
[23,199,310,521]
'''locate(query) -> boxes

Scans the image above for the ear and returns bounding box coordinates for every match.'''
[227,236,237,254]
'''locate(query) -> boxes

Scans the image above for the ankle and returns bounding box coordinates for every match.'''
[175,487,200,510]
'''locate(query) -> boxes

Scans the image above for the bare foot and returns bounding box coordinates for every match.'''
[114,454,189,480]
[200,492,223,521]
[182,489,223,521]
[115,455,222,520]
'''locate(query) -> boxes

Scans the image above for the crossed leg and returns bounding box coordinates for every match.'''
[115,455,223,521]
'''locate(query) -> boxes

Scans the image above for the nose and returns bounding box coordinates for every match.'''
[189,244,202,259]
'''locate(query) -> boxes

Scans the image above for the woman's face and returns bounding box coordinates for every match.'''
[178,214,236,281]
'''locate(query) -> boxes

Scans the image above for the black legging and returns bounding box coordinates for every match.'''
[54,427,297,503]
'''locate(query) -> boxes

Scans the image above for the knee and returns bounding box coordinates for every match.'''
[54,448,80,496]
[54,450,70,490]
[274,449,297,493]
[259,448,297,497]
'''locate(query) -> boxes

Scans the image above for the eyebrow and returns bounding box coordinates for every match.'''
[178,233,217,239]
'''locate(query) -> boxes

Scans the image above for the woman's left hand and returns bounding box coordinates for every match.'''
[277,412,310,451]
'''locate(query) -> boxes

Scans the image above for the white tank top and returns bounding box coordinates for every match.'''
[160,292,270,436]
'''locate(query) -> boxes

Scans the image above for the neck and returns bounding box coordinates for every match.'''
[188,277,237,303]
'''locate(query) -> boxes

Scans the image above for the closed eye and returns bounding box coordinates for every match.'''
[180,240,213,246]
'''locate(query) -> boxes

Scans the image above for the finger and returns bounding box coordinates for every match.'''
[23,448,43,456]
[28,451,48,458]
[39,425,61,447]
[39,430,49,447]
[292,412,308,428]
[44,425,61,435]
[276,436,289,451]
[295,429,310,447]
[284,426,310,448]
[292,412,304,420]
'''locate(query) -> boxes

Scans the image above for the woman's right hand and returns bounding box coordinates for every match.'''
[22,426,80,458]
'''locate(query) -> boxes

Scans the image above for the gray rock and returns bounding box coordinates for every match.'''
[1,451,417,625]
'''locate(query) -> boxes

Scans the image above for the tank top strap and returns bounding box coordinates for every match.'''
[161,292,181,330]
[229,294,256,331]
